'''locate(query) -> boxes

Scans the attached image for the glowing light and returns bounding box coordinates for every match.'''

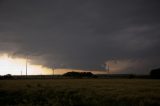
[0,54,52,75]
[0,53,105,75]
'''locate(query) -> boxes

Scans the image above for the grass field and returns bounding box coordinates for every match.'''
[0,79,160,106]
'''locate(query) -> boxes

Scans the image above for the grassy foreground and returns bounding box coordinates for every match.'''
[0,79,160,106]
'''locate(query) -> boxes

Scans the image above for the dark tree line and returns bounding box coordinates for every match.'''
[63,72,96,78]
[0,74,14,79]
[150,68,160,79]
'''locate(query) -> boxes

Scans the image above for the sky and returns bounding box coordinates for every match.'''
[0,0,160,75]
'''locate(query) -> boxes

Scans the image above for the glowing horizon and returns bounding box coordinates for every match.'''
[0,54,108,75]
[0,54,53,75]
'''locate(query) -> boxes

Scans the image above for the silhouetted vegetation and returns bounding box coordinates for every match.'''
[63,72,95,78]
[150,68,160,79]
[128,74,135,79]
[0,74,14,79]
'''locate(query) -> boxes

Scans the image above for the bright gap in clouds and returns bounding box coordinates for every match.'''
[0,54,53,75]
[0,54,109,75]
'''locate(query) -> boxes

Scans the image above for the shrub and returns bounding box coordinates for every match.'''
[63,72,94,78]
[150,68,160,79]
[128,74,135,79]
[3,74,14,79]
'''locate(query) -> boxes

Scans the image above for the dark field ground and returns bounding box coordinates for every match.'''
[0,79,160,106]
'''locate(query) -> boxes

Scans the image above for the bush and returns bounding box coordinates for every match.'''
[128,74,135,79]
[150,68,160,79]
[63,72,94,78]
[3,74,14,79]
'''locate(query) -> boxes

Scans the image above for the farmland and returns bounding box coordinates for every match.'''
[0,79,160,106]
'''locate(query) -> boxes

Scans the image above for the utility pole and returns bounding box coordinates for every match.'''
[26,56,28,78]
[21,70,22,76]
[52,66,55,79]
[52,68,54,75]
[105,63,110,74]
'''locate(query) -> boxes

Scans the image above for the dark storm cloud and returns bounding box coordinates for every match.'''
[0,0,160,74]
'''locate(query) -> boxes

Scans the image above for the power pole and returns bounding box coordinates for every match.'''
[105,63,110,74]
[107,65,110,74]
[26,56,28,78]
[21,70,22,76]
[52,67,55,79]
[53,68,54,75]
[52,67,55,75]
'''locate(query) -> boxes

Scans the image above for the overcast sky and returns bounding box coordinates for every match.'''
[0,0,160,74]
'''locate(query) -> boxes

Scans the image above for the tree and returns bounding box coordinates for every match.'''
[128,74,135,79]
[150,68,160,79]
[63,72,94,78]
[4,74,13,79]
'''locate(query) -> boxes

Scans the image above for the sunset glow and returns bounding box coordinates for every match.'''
[0,54,52,75]
[0,54,100,75]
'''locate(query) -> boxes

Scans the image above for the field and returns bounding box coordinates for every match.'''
[0,79,160,106]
